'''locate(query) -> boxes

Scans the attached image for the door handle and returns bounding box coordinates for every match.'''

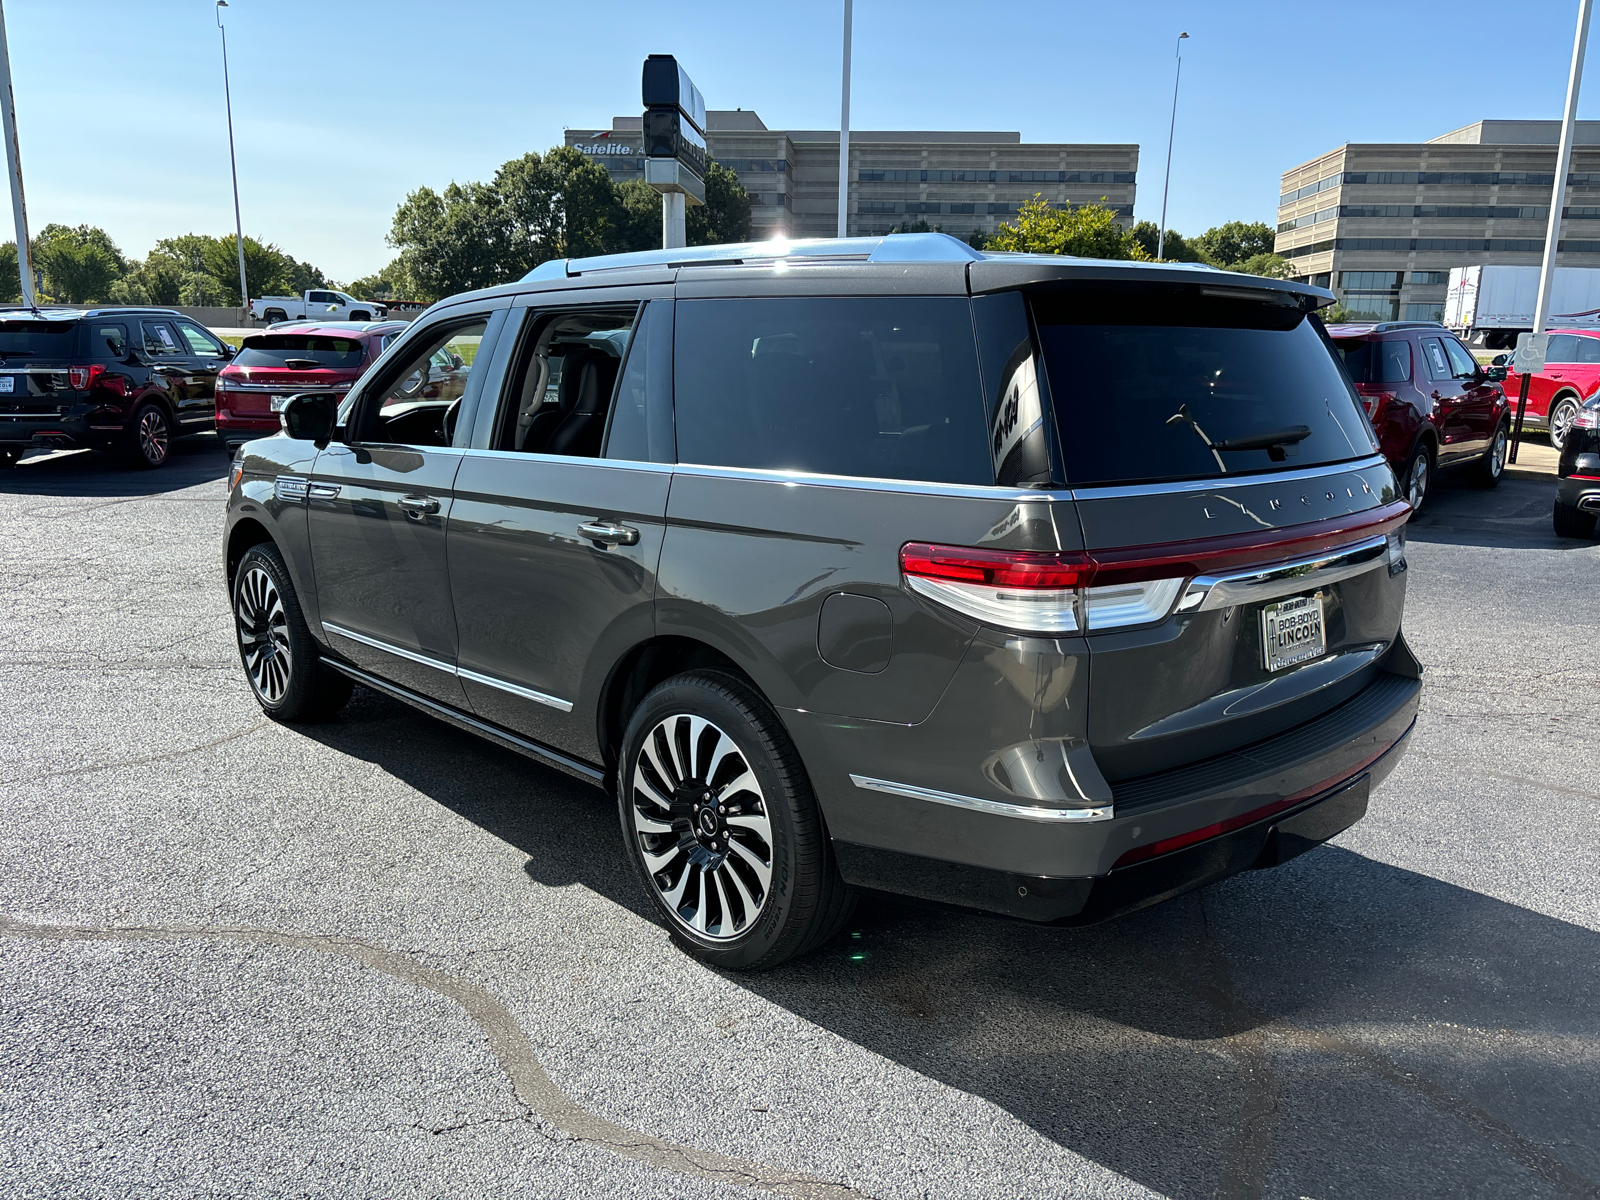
[578,519,640,546]
[399,495,441,518]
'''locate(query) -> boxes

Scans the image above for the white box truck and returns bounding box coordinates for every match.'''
[1445,264,1600,348]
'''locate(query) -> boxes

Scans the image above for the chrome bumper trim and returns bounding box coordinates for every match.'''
[849,775,1114,823]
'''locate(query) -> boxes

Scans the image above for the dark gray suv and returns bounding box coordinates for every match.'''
[223,234,1421,970]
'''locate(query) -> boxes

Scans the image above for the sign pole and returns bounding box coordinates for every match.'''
[662,192,686,250]
[837,0,851,239]
[1517,0,1594,462]
[1510,369,1535,464]
[0,0,35,307]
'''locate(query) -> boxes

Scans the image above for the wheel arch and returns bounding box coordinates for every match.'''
[596,635,765,772]
[225,517,274,590]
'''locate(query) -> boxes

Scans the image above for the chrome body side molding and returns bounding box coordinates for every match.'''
[321,623,573,711]
[850,775,1114,823]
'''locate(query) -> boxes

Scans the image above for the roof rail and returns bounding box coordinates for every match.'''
[523,232,983,282]
[1370,320,1444,331]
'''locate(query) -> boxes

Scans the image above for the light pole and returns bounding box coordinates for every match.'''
[838,0,852,239]
[0,0,34,307]
[217,1,248,314]
[1156,31,1189,261]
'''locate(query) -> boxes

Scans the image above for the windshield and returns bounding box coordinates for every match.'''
[234,335,365,369]
[1032,286,1377,486]
[0,320,76,354]
[1334,337,1412,385]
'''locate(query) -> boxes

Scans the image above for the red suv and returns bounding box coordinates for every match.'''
[1328,321,1510,510]
[215,321,408,454]
[1495,328,1600,452]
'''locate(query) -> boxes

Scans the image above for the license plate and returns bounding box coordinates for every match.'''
[269,395,293,412]
[0,376,13,393]
[1261,592,1326,672]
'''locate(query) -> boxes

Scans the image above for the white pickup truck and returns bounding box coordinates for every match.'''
[249,289,387,324]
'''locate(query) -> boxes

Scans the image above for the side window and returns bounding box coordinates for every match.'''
[309,290,336,305]
[673,296,992,485]
[1575,336,1600,364]
[354,318,487,446]
[1442,338,1479,380]
[1420,337,1452,381]
[604,302,663,461]
[1546,333,1580,364]
[1378,339,1411,383]
[495,306,637,457]
[177,321,227,358]
[92,323,129,359]
[140,319,183,356]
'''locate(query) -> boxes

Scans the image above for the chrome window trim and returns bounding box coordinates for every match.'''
[1180,534,1390,614]
[457,666,574,713]
[850,774,1114,823]
[322,622,574,711]
[457,447,670,474]
[671,461,1056,501]
[1068,455,1390,501]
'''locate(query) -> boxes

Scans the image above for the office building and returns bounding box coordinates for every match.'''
[567,110,1138,243]
[1277,120,1600,322]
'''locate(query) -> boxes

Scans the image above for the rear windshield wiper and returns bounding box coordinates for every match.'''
[283,358,321,370]
[1166,405,1313,468]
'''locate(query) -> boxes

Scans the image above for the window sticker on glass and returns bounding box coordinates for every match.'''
[155,325,176,348]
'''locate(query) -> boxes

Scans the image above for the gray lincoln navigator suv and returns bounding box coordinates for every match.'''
[223,234,1420,970]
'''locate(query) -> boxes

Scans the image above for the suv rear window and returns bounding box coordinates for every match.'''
[1335,337,1411,384]
[673,297,992,485]
[0,320,76,354]
[234,335,366,369]
[1032,286,1376,487]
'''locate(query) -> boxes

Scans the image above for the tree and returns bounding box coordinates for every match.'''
[986,197,1151,260]
[201,235,294,305]
[0,243,19,303]
[348,257,412,301]
[32,224,126,302]
[886,218,942,235]
[688,160,753,246]
[1130,220,1203,262]
[965,229,990,250]
[1227,252,1295,280]
[1194,221,1276,269]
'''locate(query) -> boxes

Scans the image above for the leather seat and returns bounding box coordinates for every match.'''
[542,348,619,458]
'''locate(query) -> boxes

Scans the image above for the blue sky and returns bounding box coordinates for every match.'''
[1,0,1594,284]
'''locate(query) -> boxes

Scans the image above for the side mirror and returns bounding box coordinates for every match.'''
[1485,365,1508,383]
[1490,353,1509,366]
[280,393,339,446]
[449,352,464,370]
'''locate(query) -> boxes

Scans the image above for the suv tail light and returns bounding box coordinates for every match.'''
[902,504,1412,636]
[67,364,128,397]
[1354,383,1392,419]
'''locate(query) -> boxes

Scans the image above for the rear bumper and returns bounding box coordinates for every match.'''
[801,653,1422,922]
[0,413,99,449]
[1556,475,1600,511]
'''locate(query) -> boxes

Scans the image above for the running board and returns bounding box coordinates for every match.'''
[320,658,607,788]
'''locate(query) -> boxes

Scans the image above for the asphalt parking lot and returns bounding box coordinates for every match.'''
[2,438,1597,1200]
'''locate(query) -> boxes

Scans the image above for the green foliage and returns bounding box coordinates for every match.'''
[201,235,294,305]
[1193,221,1276,269]
[1226,252,1295,280]
[387,147,754,302]
[348,257,413,301]
[886,219,942,235]
[0,242,19,303]
[965,229,990,251]
[688,160,753,247]
[32,224,126,303]
[987,197,1151,260]
[1129,220,1203,262]
[1319,304,1353,325]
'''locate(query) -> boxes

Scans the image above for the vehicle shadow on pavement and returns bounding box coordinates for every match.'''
[1410,474,1592,550]
[0,437,228,499]
[305,689,1600,1200]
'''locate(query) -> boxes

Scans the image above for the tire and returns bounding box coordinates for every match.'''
[1549,395,1580,452]
[1473,419,1510,487]
[123,402,173,469]
[1553,500,1598,539]
[349,310,370,322]
[1403,442,1432,513]
[232,543,354,721]
[263,309,287,324]
[617,671,856,971]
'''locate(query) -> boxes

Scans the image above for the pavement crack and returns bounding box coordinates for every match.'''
[0,915,872,1200]
[1406,750,1600,807]
[0,719,272,787]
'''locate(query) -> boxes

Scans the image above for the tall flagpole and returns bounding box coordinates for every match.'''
[217,2,249,313]
[0,0,35,306]
[837,0,852,239]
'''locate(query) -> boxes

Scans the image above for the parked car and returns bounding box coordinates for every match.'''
[215,321,408,454]
[1327,320,1510,510]
[224,235,1421,970]
[0,305,231,469]
[249,289,386,325]
[1494,328,1600,451]
[1553,391,1600,538]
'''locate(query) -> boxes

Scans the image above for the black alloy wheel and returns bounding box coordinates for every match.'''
[232,543,354,721]
[1403,443,1432,513]
[124,402,172,469]
[1549,396,1580,452]
[1473,419,1509,487]
[618,671,855,970]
